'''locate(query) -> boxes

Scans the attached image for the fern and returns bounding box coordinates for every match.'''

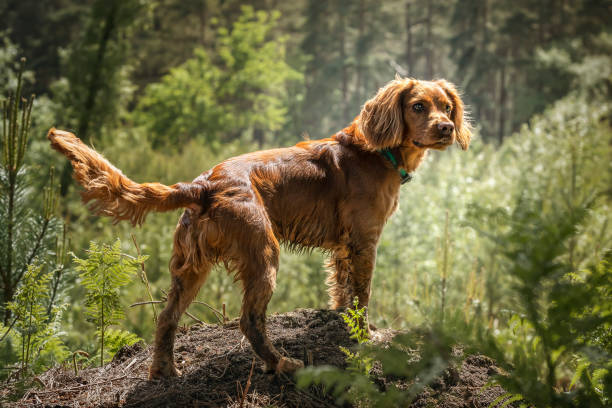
[5,264,66,376]
[103,328,142,361]
[73,239,146,366]
[340,298,372,375]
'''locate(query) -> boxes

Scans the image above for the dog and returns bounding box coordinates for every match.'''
[48,77,471,379]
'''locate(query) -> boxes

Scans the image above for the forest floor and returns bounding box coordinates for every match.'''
[3,309,513,407]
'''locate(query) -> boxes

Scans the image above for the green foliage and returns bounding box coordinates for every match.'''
[340,299,372,376]
[135,6,302,149]
[466,199,612,407]
[298,300,376,405]
[1,57,66,324]
[299,45,612,407]
[5,264,68,376]
[0,35,34,94]
[73,239,146,366]
[342,298,371,344]
[53,0,146,144]
[100,328,142,362]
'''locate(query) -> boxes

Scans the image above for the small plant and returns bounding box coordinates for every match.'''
[73,239,146,366]
[101,328,142,361]
[6,264,67,377]
[297,299,381,406]
[340,298,372,375]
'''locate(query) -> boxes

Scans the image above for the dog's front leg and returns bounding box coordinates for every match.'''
[327,244,376,333]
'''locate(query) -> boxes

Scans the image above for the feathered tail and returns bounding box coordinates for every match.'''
[47,128,207,225]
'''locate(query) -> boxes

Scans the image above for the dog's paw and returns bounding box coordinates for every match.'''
[148,363,181,380]
[276,356,304,374]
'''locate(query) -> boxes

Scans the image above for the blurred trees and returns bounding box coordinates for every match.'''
[0,0,612,141]
[135,6,302,149]
[3,0,610,143]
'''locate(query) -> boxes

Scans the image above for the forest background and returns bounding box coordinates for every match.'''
[0,0,611,406]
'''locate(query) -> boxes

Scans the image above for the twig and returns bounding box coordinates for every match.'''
[240,358,256,408]
[130,300,164,307]
[131,233,158,324]
[192,300,224,325]
[185,311,205,324]
[130,299,206,324]
[72,350,90,376]
[15,218,50,287]
[27,375,128,395]
[124,355,145,372]
[32,376,45,388]
[210,360,230,379]
[0,316,17,342]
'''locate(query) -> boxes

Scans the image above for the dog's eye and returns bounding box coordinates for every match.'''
[412,103,425,113]
[446,105,452,114]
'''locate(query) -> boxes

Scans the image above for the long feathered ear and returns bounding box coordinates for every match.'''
[436,80,472,150]
[359,79,414,149]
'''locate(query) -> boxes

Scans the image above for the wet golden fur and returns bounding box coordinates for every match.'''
[48,77,471,378]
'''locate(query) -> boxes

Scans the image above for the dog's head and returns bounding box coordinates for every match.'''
[358,78,472,151]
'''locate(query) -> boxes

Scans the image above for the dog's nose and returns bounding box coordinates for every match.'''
[437,121,454,136]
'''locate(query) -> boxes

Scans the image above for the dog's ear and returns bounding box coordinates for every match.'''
[436,80,472,150]
[359,80,414,149]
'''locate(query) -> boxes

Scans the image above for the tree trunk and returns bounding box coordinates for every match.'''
[405,0,413,75]
[355,0,365,103]
[61,1,120,197]
[425,1,433,79]
[482,0,488,45]
[498,61,507,145]
[339,10,349,123]
[77,1,119,143]
[199,0,207,45]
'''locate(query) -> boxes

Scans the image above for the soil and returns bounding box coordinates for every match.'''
[2,309,514,407]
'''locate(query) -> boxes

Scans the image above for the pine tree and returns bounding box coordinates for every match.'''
[0,58,66,324]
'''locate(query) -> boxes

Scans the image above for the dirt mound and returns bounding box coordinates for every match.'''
[5,309,513,407]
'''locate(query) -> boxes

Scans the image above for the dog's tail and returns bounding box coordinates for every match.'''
[48,128,207,226]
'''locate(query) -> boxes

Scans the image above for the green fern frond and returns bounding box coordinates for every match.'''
[73,239,145,366]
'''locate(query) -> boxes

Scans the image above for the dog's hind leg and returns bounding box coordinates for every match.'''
[149,267,208,379]
[238,231,304,375]
[149,220,210,379]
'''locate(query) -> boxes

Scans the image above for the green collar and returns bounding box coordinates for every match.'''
[378,148,413,184]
